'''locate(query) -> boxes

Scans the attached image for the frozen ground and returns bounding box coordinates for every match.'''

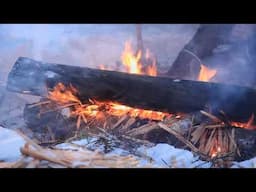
[0,126,255,168]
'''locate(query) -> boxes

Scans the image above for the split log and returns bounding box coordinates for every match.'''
[7,57,256,123]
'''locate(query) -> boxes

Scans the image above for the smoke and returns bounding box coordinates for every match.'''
[0,24,198,84]
[203,24,256,88]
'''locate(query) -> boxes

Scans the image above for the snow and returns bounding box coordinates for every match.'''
[55,143,80,150]
[137,143,206,168]
[71,138,97,146]
[107,148,130,156]
[231,157,256,168]
[1,126,256,168]
[0,126,25,162]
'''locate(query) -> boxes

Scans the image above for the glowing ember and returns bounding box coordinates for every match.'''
[198,64,217,82]
[71,100,170,121]
[210,146,222,158]
[48,83,170,121]
[230,114,256,129]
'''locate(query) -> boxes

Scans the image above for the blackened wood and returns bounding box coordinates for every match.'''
[23,103,77,141]
[7,57,256,123]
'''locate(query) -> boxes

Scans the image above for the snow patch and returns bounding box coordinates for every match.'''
[138,143,200,168]
[0,127,25,162]
[72,137,97,146]
[232,157,256,168]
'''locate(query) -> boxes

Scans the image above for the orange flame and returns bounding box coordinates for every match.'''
[71,100,170,121]
[98,41,157,76]
[119,41,157,76]
[48,83,170,121]
[121,41,143,75]
[48,83,81,104]
[198,64,217,82]
[230,114,256,129]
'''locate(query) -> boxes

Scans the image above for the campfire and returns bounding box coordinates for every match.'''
[4,25,256,168]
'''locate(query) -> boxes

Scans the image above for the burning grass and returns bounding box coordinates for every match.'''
[28,82,253,167]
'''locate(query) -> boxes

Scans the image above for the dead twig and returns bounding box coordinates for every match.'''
[27,100,51,108]
[204,124,226,129]
[126,122,158,136]
[200,110,221,123]
[158,122,208,158]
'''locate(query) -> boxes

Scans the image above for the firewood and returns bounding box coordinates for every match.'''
[112,115,129,129]
[191,126,205,144]
[198,130,208,152]
[126,122,158,136]
[20,141,141,168]
[158,122,201,154]
[204,124,226,129]
[28,100,51,108]
[120,117,136,131]
[218,128,223,153]
[200,110,221,123]
[204,129,216,154]
[8,57,256,123]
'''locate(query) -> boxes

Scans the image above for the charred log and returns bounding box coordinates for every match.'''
[7,57,256,123]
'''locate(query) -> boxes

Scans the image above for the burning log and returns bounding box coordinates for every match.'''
[7,57,256,123]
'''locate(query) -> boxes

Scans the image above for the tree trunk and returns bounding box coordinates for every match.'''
[166,24,235,79]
